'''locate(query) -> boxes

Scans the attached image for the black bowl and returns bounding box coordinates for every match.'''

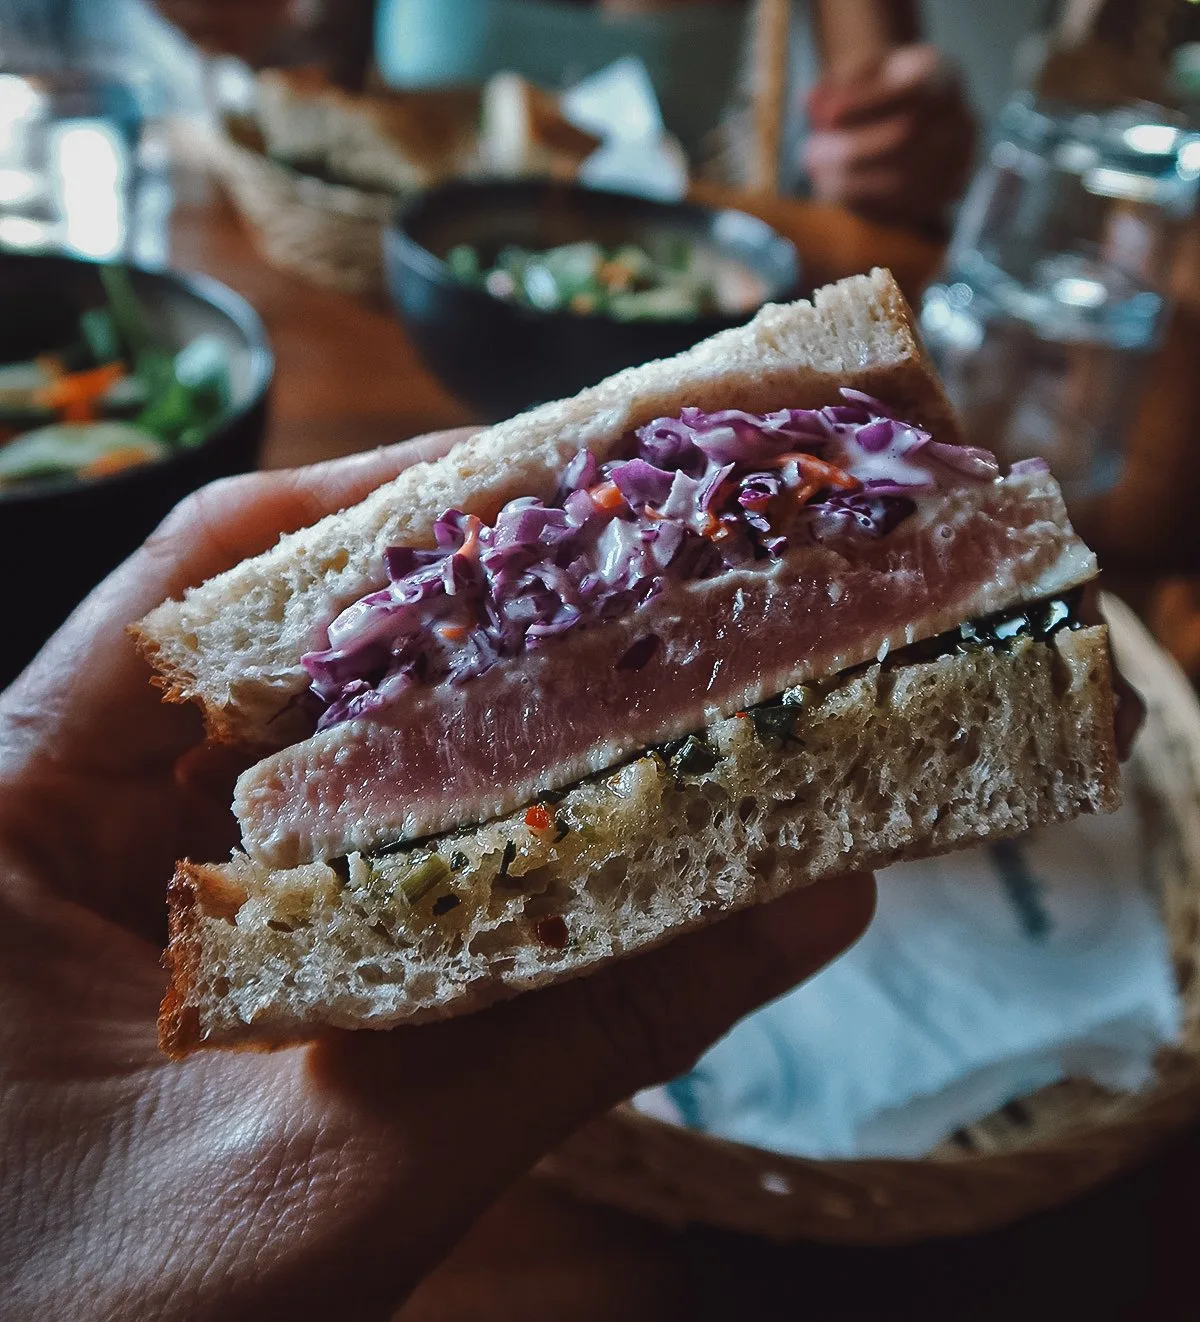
[0,254,273,688]
[384,180,801,422]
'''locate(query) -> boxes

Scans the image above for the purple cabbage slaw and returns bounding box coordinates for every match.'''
[302,391,1000,729]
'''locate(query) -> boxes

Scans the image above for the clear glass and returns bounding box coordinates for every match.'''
[920,97,1200,501]
[0,0,173,266]
[0,67,146,260]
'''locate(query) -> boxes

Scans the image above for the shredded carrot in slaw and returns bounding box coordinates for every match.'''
[587,480,625,512]
[458,514,484,560]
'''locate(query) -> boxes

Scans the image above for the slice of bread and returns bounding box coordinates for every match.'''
[160,623,1120,1056]
[135,269,959,749]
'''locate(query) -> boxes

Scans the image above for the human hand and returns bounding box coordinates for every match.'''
[802,44,977,232]
[0,435,874,1322]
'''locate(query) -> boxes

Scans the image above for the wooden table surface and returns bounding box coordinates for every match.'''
[170,185,1199,1321]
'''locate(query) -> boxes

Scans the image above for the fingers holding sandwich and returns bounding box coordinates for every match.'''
[301,873,874,1299]
[536,869,878,1101]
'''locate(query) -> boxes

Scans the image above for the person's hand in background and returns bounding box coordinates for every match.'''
[0,434,875,1322]
[802,44,977,233]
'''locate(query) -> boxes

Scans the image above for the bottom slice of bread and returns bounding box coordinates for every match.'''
[161,624,1120,1056]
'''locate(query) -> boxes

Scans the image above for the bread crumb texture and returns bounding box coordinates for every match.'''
[161,624,1119,1054]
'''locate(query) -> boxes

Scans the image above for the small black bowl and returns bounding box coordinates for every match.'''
[0,254,273,688]
[384,180,801,421]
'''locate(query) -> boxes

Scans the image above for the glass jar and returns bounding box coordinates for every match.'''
[920,97,1200,501]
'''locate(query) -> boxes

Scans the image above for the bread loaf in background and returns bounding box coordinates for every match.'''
[161,625,1120,1055]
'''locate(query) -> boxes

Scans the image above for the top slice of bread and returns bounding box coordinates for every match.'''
[135,268,959,748]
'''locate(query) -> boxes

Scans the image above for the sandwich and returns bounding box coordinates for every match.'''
[137,269,1121,1057]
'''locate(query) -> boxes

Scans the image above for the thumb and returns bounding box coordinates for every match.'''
[526,870,878,1106]
[292,873,875,1306]
[317,870,876,1143]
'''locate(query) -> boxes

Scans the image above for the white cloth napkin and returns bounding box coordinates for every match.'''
[559,57,689,203]
[634,798,1182,1159]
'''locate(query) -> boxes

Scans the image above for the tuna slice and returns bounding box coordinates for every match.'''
[234,469,1097,868]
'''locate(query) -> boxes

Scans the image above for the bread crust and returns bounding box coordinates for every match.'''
[136,269,958,749]
[160,624,1121,1057]
[159,863,205,1060]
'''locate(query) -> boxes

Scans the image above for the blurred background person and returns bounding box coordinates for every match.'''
[150,0,986,231]
[372,0,978,230]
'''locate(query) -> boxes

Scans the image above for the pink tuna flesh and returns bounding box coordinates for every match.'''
[234,468,1097,868]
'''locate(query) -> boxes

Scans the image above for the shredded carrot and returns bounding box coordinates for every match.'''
[63,398,97,423]
[35,361,125,414]
[524,804,555,834]
[436,623,469,643]
[643,503,668,522]
[587,480,626,513]
[79,446,153,479]
[458,514,484,560]
[766,452,859,491]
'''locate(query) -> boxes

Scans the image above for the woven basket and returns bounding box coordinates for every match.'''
[539,596,1200,1243]
[206,121,393,299]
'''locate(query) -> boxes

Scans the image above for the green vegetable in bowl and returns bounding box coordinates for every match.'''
[0,266,233,492]
[445,236,763,322]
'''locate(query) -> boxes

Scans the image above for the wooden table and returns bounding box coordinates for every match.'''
[170,186,1199,1321]
[171,180,473,470]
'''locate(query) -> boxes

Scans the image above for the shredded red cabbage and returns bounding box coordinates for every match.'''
[302,392,1000,728]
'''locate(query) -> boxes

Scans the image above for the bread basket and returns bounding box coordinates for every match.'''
[538,596,1200,1243]
[206,121,393,299]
